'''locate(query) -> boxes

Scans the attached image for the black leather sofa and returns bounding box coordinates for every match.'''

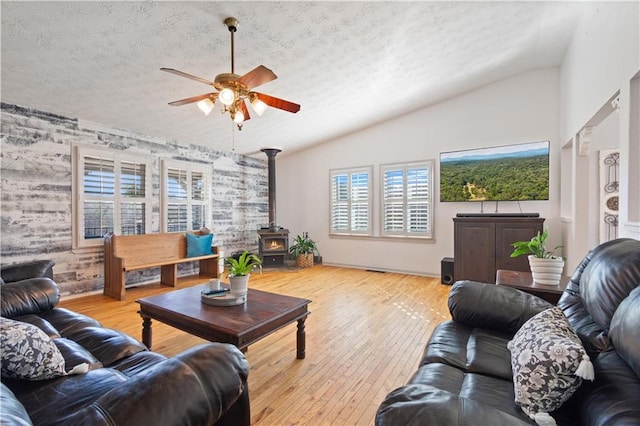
[0,260,250,426]
[376,238,640,425]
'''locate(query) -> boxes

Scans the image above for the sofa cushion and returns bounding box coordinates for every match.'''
[1,317,67,380]
[377,384,533,426]
[421,320,513,381]
[66,326,148,367]
[609,286,640,377]
[0,278,59,319]
[448,281,552,334]
[508,307,592,422]
[580,238,640,331]
[186,232,213,257]
[572,349,640,424]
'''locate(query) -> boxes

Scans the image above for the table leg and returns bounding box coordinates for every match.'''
[296,317,306,359]
[141,315,152,349]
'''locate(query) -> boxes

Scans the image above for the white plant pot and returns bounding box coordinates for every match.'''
[229,274,249,297]
[528,255,565,286]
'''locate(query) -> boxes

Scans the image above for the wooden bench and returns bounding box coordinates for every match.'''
[103,232,219,300]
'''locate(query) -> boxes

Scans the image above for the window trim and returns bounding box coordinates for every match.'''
[160,159,212,233]
[380,160,434,239]
[72,144,152,249]
[329,166,373,236]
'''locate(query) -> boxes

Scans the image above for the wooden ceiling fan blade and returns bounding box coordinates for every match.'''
[161,68,215,86]
[238,65,277,89]
[255,92,301,113]
[168,93,218,106]
[240,100,251,121]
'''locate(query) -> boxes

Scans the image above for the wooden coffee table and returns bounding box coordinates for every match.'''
[136,285,311,359]
[496,269,570,304]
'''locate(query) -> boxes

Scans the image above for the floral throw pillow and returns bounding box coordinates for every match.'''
[507,307,594,425]
[1,317,88,381]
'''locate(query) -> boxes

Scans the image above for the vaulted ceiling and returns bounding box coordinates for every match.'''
[1,1,585,155]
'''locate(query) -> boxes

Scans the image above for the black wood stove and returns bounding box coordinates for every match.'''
[257,148,289,266]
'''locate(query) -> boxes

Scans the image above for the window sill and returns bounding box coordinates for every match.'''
[329,233,435,243]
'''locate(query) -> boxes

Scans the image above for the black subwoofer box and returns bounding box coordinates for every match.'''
[441,257,454,285]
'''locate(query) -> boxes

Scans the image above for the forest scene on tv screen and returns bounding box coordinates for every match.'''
[440,141,550,202]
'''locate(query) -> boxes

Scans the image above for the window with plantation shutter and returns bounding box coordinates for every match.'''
[161,160,211,233]
[330,167,372,235]
[120,161,147,235]
[381,161,434,238]
[73,146,151,249]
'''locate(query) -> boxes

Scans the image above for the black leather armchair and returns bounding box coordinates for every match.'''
[1,260,250,426]
[376,238,640,425]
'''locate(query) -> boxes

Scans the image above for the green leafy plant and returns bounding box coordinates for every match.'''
[510,230,562,259]
[225,251,262,277]
[289,232,317,258]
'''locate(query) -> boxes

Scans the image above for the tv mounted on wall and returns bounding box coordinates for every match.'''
[440,141,550,202]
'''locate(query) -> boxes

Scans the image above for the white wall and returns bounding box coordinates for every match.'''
[277,69,561,277]
[560,2,639,143]
[560,1,640,254]
[588,112,620,247]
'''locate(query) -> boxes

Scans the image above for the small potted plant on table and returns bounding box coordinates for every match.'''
[225,251,262,297]
[511,230,564,285]
[289,232,318,268]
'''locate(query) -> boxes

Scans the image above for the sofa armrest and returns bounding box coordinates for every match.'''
[58,343,250,426]
[0,278,60,319]
[376,384,532,426]
[1,260,55,283]
[448,281,552,334]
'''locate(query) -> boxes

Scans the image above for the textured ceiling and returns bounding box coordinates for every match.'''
[1,1,585,156]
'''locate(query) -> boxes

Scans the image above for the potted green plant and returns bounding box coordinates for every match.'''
[289,232,317,268]
[225,251,262,297]
[511,230,564,285]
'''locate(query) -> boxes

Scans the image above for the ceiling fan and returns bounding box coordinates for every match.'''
[161,17,300,130]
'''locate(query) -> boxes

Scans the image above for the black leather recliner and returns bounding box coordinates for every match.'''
[376,238,640,425]
[1,260,250,426]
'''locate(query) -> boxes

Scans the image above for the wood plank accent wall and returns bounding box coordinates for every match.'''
[0,103,268,296]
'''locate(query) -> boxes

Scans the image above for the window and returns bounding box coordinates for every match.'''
[330,167,372,235]
[161,160,211,232]
[73,146,151,249]
[381,161,434,238]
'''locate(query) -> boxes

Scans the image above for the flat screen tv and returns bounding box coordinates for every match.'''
[440,141,549,202]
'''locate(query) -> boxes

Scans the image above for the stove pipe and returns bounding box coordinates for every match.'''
[261,148,281,231]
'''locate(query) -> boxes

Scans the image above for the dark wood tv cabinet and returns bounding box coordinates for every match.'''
[453,215,544,283]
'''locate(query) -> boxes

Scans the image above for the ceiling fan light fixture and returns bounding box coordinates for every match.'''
[196,98,215,115]
[219,88,235,106]
[233,109,245,124]
[250,94,268,116]
[162,15,300,132]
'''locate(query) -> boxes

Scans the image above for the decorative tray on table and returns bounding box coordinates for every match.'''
[200,288,246,306]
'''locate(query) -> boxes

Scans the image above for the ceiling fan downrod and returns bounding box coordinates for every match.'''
[224,17,239,75]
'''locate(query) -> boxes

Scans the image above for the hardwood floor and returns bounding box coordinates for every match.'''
[59,265,452,425]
